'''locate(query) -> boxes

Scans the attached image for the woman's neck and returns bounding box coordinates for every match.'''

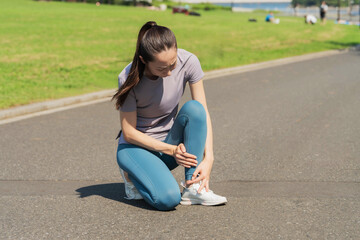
[144,67,158,80]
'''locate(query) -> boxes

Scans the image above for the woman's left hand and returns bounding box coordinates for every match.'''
[186,155,213,193]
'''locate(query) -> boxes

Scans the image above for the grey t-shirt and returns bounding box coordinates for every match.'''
[118,49,204,144]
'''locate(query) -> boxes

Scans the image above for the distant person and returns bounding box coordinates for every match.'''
[294,3,300,16]
[265,12,280,24]
[320,1,328,24]
[265,12,274,22]
[112,21,227,211]
[304,14,317,24]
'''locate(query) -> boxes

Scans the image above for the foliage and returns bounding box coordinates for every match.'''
[252,9,281,14]
[292,0,360,7]
[35,0,229,9]
[187,3,231,11]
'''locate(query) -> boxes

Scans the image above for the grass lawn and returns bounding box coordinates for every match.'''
[1,0,359,109]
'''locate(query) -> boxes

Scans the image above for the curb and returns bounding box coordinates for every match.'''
[0,90,116,121]
[0,48,350,122]
[203,48,349,80]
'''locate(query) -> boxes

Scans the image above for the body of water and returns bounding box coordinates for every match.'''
[214,2,359,18]
[215,2,291,11]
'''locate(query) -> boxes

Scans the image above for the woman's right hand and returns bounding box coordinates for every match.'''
[173,143,198,168]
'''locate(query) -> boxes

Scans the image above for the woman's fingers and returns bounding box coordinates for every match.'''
[177,144,197,159]
[179,143,186,153]
[182,152,197,159]
[175,158,193,168]
[175,154,197,166]
[188,174,205,185]
[176,159,197,167]
[177,163,192,168]
[198,180,208,193]
[175,152,197,161]
[205,180,210,192]
[174,143,198,168]
[191,168,201,181]
[175,153,197,162]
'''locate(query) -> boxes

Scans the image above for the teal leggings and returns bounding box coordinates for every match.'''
[116,100,207,211]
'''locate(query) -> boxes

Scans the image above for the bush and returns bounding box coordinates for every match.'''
[151,0,231,11]
[33,0,231,10]
[191,3,231,11]
[252,9,281,14]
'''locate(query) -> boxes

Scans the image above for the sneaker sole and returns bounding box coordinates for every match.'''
[180,198,227,206]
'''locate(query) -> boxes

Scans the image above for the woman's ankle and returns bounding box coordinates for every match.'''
[123,171,132,182]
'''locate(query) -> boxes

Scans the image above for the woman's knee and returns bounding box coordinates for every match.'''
[180,100,206,122]
[153,188,181,211]
[116,144,130,170]
[116,144,143,170]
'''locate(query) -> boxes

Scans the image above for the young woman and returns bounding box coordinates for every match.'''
[112,21,227,211]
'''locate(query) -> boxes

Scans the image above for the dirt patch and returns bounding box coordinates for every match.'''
[0,53,58,63]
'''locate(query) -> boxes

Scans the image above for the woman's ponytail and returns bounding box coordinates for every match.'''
[113,21,177,109]
[112,21,158,109]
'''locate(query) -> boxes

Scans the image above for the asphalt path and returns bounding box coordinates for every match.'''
[1,50,360,239]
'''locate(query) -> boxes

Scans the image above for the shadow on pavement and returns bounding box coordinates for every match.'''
[325,41,360,49]
[325,41,360,52]
[76,183,157,211]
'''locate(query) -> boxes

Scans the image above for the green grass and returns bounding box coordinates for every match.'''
[1,0,359,109]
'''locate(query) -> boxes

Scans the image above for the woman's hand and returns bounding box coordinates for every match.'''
[187,155,213,193]
[173,143,198,168]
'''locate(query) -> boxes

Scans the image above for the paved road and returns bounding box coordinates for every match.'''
[1,50,360,239]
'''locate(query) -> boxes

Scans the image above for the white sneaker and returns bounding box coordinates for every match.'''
[119,168,143,200]
[180,181,227,206]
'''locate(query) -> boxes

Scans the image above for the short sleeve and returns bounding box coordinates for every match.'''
[186,54,204,84]
[120,88,136,112]
[117,63,137,112]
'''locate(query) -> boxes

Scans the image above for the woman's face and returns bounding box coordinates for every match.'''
[145,47,177,79]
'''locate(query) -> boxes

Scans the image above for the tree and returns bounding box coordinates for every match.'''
[291,0,358,6]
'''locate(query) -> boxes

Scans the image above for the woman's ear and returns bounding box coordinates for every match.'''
[139,56,146,64]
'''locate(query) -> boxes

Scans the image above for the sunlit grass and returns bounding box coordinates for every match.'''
[0,0,359,109]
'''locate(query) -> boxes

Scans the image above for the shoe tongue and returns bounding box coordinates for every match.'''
[192,182,205,193]
[193,181,201,187]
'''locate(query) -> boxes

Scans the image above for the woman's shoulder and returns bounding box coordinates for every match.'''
[177,49,200,66]
[177,49,204,83]
[178,48,195,60]
[118,62,132,87]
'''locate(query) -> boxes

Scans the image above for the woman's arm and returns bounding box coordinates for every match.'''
[120,111,198,168]
[121,110,174,155]
[189,80,214,160]
[187,80,215,191]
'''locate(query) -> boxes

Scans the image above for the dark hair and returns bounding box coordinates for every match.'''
[112,21,177,109]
